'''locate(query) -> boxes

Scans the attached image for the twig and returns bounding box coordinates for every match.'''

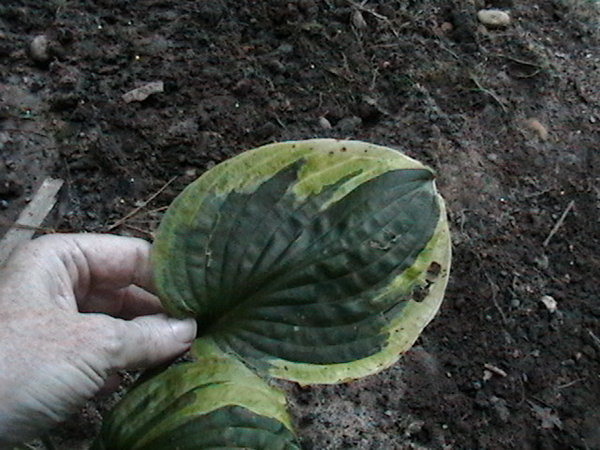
[107,176,177,231]
[346,0,388,21]
[557,378,585,389]
[512,68,542,79]
[346,0,399,37]
[469,75,508,113]
[500,54,545,68]
[484,363,508,377]
[369,66,379,91]
[543,200,575,246]
[123,223,155,239]
[587,329,600,350]
[434,38,461,61]
[486,273,507,324]
[144,205,169,215]
[273,114,288,131]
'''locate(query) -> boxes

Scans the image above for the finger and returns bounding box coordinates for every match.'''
[91,314,197,370]
[61,233,154,291]
[83,285,165,319]
[17,233,157,309]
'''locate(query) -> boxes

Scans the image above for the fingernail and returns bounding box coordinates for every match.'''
[168,317,197,343]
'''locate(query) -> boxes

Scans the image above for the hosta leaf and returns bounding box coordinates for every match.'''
[93,339,299,449]
[153,139,451,384]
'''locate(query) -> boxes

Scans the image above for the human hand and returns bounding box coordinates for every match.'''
[0,233,197,446]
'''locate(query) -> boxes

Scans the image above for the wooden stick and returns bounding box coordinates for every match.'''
[107,176,177,231]
[0,219,57,233]
[484,363,508,378]
[543,200,575,247]
[0,177,64,264]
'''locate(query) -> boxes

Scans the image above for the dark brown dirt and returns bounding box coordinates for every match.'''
[1,1,599,448]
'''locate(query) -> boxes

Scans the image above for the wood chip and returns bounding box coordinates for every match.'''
[0,177,63,264]
[529,402,563,429]
[122,81,164,103]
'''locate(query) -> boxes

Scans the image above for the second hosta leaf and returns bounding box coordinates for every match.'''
[153,139,451,384]
[94,339,300,449]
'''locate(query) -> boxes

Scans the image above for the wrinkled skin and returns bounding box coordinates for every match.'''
[0,234,197,446]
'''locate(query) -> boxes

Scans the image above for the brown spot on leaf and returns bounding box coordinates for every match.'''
[426,261,441,281]
[412,283,431,302]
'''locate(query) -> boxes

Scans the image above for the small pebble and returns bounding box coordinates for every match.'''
[318,116,332,129]
[477,9,511,27]
[185,168,198,178]
[440,22,453,33]
[351,10,367,30]
[29,34,50,63]
[540,295,557,313]
[524,118,549,140]
[0,199,8,209]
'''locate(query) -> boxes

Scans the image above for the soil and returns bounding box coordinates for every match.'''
[1,1,600,449]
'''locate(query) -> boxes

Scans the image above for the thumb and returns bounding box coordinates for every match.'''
[101,314,197,370]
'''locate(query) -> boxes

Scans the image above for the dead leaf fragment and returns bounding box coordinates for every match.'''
[530,402,562,429]
[122,81,164,103]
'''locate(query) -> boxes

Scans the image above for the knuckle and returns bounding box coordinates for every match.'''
[89,316,126,365]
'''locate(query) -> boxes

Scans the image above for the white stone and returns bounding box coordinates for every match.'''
[29,35,50,63]
[477,9,511,27]
[318,116,332,129]
[540,295,557,313]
